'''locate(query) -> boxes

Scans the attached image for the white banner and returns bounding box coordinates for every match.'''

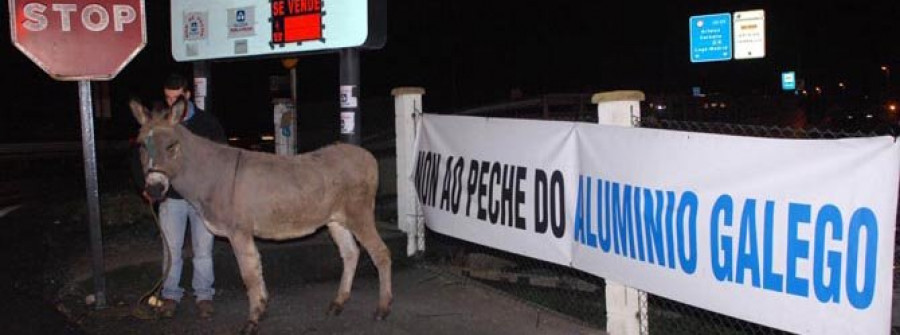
[414,114,900,335]
[414,115,578,266]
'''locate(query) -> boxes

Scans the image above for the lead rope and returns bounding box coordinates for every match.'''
[131,133,172,319]
[131,199,172,319]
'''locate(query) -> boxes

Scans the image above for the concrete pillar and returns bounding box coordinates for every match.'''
[592,90,647,335]
[593,90,644,127]
[392,87,426,256]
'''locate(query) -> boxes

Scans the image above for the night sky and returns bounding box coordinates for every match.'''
[1,1,899,143]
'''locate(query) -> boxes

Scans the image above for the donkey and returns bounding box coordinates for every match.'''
[129,98,392,334]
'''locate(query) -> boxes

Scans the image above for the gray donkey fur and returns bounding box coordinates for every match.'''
[130,99,392,334]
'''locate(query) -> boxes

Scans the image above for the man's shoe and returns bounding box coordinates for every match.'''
[196,300,214,319]
[158,299,178,318]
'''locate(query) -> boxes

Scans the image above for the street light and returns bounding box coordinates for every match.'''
[882,65,891,94]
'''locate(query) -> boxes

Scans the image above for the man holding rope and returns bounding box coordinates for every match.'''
[131,72,226,319]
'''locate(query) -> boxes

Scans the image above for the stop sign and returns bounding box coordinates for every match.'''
[8,0,146,81]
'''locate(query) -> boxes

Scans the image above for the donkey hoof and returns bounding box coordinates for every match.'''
[373,308,391,321]
[240,321,259,335]
[326,302,344,316]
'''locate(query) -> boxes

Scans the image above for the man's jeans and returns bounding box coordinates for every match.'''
[159,198,215,302]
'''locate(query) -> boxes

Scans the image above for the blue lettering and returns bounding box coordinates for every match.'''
[584,178,598,247]
[763,201,783,292]
[633,187,646,261]
[786,203,810,297]
[612,183,636,257]
[711,194,733,282]
[814,204,842,303]
[736,199,761,288]
[643,189,666,267]
[665,191,677,269]
[677,191,698,274]
[573,176,588,246]
[624,185,636,258]
[846,208,878,309]
[598,179,611,252]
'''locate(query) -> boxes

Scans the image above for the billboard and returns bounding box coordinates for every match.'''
[171,0,385,62]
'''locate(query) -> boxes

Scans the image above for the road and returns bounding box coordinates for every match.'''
[0,180,29,218]
[0,198,87,334]
[0,143,130,334]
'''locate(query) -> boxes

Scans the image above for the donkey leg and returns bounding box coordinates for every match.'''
[351,219,393,320]
[229,233,268,334]
[325,222,360,316]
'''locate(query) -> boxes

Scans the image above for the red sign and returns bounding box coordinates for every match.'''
[271,0,322,45]
[8,0,146,81]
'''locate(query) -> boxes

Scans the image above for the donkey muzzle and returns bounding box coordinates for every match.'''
[145,170,170,201]
[145,183,167,201]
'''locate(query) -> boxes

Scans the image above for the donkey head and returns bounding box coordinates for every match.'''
[129,98,188,201]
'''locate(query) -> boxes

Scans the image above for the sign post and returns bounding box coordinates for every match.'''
[77,80,106,308]
[8,0,147,309]
[340,48,361,145]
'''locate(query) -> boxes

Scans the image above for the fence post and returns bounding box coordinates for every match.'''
[592,90,648,335]
[392,87,426,256]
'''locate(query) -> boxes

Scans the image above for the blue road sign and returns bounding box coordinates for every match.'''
[689,13,732,63]
[781,71,796,90]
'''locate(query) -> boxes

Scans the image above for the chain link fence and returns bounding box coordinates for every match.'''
[416,96,899,334]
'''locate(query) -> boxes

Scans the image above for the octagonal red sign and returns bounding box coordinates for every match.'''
[8,0,146,81]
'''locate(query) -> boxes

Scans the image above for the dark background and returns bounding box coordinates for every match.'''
[2,2,898,333]
[1,0,898,144]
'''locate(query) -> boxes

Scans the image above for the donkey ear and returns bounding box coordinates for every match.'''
[129,99,150,125]
[168,97,187,125]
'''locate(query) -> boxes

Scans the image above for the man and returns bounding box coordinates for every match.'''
[139,73,226,319]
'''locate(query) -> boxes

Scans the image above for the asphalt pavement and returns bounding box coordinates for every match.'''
[0,144,601,335]
[54,221,602,335]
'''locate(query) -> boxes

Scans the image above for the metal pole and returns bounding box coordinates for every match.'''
[339,48,361,145]
[78,80,106,309]
[290,67,298,103]
[291,67,299,151]
[192,61,211,112]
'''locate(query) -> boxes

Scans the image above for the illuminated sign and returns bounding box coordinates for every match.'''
[733,10,765,60]
[170,0,385,62]
[271,0,323,45]
[781,71,796,90]
[689,13,732,63]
